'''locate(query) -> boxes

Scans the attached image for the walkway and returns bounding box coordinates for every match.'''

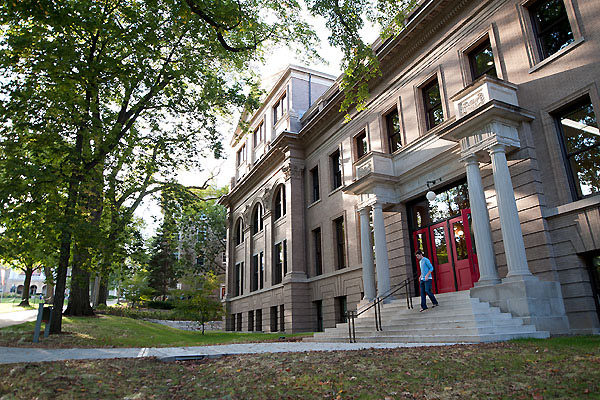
[0,342,455,364]
[0,309,38,329]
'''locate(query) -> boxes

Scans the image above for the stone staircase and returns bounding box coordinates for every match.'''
[305,291,549,343]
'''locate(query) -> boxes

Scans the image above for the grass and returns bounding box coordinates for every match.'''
[0,296,45,313]
[0,337,598,399]
[0,314,311,348]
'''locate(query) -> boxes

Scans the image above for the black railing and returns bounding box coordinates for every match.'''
[345,275,418,343]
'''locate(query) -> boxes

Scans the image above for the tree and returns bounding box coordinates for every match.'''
[0,0,319,333]
[305,0,419,119]
[147,226,179,300]
[172,271,223,334]
[165,185,228,275]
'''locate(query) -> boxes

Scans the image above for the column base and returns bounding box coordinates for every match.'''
[473,278,501,288]
[470,275,570,335]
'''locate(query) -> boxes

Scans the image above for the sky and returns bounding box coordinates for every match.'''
[135,11,380,238]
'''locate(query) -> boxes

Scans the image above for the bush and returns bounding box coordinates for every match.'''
[147,300,174,310]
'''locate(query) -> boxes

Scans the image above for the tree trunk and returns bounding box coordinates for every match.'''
[64,247,94,316]
[43,264,54,301]
[98,275,109,306]
[18,268,32,307]
[50,135,83,333]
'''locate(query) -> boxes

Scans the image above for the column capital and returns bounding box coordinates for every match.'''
[372,202,384,211]
[460,153,480,165]
[358,206,372,216]
[488,143,506,155]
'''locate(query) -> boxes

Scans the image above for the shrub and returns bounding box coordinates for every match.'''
[147,300,174,310]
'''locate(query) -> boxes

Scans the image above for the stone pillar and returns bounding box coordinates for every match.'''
[463,155,500,286]
[372,203,391,297]
[359,207,376,301]
[489,144,532,279]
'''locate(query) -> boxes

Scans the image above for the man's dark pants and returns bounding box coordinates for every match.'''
[420,280,438,310]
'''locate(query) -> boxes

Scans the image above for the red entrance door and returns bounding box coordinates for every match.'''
[449,209,479,290]
[412,209,480,294]
[429,221,455,293]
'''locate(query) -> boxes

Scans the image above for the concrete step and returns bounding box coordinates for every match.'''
[306,291,550,344]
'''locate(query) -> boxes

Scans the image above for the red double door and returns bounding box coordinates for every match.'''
[412,209,479,293]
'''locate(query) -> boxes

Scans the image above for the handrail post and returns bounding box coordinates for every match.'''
[347,311,352,343]
[377,298,382,331]
[374,298,379,331]
[351,311,356,343]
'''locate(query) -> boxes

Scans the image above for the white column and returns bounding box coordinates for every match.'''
[359,207,376,301]
[489,144,532,278]
[464,155,500,285]
[372,203,391,297]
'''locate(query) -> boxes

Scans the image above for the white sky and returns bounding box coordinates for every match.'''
[136,12,380,238]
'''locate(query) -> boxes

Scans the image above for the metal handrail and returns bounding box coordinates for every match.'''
[346,274,419,342]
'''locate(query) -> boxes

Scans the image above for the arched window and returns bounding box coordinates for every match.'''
[274,185,286,220]
[252,203,263,235]
[235,218,244,246]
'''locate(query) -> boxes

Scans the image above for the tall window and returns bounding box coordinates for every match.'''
[234,262,244,296]
[311,166,320,203]
[468,39,497,80]
[386,109,402,152]
[255,309,262,331]
[279,304,285,332]
[252,203,263,235]
[355,130,368,159]
[274,185,286,220]
[251,254,259,292]
[273,240,287,284]
[253,121,264,148]
[273,93,287,124]
[529,0,574,60]
[259,251,264,289]
[330,149,342,190]
[314,300,323,332]
[422,79,444,130]
[234,218,244,246]
[334,216,346,269]
[270,306,278,332]
[313,228,322,276]
[555,96,599,199]
[236,143,246,166]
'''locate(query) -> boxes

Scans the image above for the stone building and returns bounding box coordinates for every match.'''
[219,0,600,336]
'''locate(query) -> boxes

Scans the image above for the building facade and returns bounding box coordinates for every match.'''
[220,0,600,335]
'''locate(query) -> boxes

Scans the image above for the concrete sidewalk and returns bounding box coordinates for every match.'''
[0,309,38,328]
[0,342,455,364]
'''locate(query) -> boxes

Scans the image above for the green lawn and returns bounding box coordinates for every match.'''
[0,296,43,313]
[0,337,598,399]
[0,314,311,348]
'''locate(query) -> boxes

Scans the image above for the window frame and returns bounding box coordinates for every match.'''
[385,108,402,153]
[234,218,244,246]
[422,78,444,131]
[468,39,498,81]
[415,68,449,136]
[274,184,286,220]
[273,92,288,125]
[330,149,343,191]
[273,240,287,284]
[313,227,323,276]
[333,215,346,270]
[553,95,600,201]
[354,130,369,160]
[310,165,320,203]
[517,0,584,70]
[252,203,263,235]
[459,26,506,85]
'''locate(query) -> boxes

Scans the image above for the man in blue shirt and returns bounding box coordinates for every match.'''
[416,250,439,312]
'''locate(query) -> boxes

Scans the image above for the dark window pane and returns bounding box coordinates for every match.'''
[356,131,368,159]
[556,97,600,198]
[311,167,320,202]
[530,0,574,59]
[423,80,443,130]
[386,110,402,152]
[331,150,342,189]
[453,221,469,261]
[334,217,346,269]
[469,40,497,80]
[433,227,448,264]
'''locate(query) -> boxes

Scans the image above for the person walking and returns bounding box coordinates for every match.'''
[416,250,439,312]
